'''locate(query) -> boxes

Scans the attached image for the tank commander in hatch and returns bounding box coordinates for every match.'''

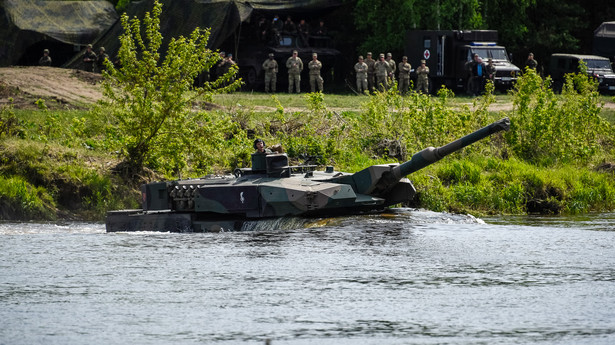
[254,138,283,154]
[254,139,272,154]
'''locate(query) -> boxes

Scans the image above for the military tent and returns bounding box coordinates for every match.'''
[0,0,118,67]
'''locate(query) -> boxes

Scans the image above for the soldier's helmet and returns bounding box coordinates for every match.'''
[99,47,105,52]
[421,59,426,64]
[268,53,274,57]
[387,52,392,57]
[87,44,92,48]
[312,53,317,57]
[359,55,363,60]
[253,138,265,149]
[402,56,407,60]
[43,49,49,53]
[367,52,372,56]
[379,53,385,58]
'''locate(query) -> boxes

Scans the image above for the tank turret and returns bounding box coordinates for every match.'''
[106,118,510,232]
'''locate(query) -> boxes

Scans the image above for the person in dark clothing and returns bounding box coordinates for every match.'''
[39,49,52,66]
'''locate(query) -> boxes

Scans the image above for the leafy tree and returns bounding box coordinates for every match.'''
[98,0,240,178]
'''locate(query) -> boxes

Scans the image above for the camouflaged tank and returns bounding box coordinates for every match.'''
[106,118,510,232]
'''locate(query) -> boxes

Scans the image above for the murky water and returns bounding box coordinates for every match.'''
[1,210,614,345]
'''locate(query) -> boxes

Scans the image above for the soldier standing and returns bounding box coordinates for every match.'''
[286,50,303,93]
[262,53,278,93]
[96,47,109,73]
[354,55,368,94]
[470,55,486,96]
[39,49,52,66]
[416,59,430,94]
[386,52,396,87]
[397,56,411,94]
[365,52,376,93]
[374,53,390,91]
[308,53,323,92]
[526,52,538,71]
[82,44,97,72]
[486,58,496,84]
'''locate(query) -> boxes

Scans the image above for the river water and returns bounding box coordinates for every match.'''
[1,209,614,345]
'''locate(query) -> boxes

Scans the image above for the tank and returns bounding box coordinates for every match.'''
[106,118,510,232]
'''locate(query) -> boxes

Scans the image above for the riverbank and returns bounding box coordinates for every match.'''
[1,67,614,220]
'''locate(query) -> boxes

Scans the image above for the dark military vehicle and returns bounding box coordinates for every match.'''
[106,118,510,232]
[405,30,521,93]
[548,53,615,94]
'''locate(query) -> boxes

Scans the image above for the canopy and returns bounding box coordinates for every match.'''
[0,0,342,67]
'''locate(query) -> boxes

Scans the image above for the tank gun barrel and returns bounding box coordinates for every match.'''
[340,118,510,197]
[394,117,510,178]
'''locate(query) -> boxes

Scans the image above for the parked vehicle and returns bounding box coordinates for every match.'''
[404,30,521,93]
[548,53,615,94]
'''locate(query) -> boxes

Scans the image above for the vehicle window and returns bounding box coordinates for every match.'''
[584,59,612,70]
[487,48,508,60]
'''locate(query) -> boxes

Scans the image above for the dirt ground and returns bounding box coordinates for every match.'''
[0,66,103,110]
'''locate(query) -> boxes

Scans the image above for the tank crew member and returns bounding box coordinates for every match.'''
[286,50,303,93]
[416,59,430,94]
[254,138,272,154]
[96,47,109,73]
[398,56,411,94]
[374,53,391,91]
[386,52,396,85]
[308,53,323,93]
[82,44,97,72]
[525,52,538,71]
[365,52,376,93]
[39,49,52,66]
[354,55,368,94]
[262,53,278,93]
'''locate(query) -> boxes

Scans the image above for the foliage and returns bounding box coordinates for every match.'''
[505,68,615,165]
[0,175,56,220]
[413,156,615,215]
[97,0,241,178]
[0,99,24,139]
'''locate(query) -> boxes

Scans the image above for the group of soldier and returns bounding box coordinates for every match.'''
[354,52,430,95]
[39,44,108,73]
[466,53,497,96]
[262,50,324,93]
[81,44,109,73]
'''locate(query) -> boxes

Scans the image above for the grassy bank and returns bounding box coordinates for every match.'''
[1,74,615,220]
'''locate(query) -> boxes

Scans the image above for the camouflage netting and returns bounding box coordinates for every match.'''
[0,0,118,67]
[0,0,342,69]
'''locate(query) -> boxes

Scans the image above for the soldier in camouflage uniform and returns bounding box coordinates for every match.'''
[96,47,109,73]
[365,52,376,93]
[354,55,368,94]
[262,53,278,93]
[397,56,411,94]
[416,59,430,94]
[38,49,52,66]
[286,50,303,93]
[308,53,323,92]
[386,52,396,87]
[82,44,97,72]
[374,53,391,92]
